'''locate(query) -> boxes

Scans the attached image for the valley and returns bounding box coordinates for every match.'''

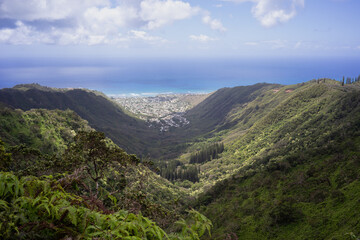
[1,1,358,239]
[0,79,360,239]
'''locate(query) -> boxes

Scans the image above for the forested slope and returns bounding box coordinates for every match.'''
[1,80,360,239]
[0,86,160,156]
[182,83,280,136]
[0,105,92,154]
[158,83,280,159]
[193,81,360,239]
[0,84,280,159]
[0,106,210,239]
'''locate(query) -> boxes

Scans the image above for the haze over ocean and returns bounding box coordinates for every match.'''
[0,57,359,96]
[1,1,359,96]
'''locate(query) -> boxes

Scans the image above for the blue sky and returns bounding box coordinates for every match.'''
[0,0,359,58]
[0,0,359,93]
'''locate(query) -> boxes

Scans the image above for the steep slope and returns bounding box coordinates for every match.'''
[0,106,191,230]
[183,83,280,136]
[1,80,360,239]
[157,83,280,159]
[0,105,92,154]
[0,132,204,240]
[179,93,212,108]
[194,82,360,239]
[0,85,160,156]
[0,84,280,160]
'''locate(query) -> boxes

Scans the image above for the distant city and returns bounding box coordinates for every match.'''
[112,93,208,132]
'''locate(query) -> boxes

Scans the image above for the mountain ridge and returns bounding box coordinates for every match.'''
[0,85,161,156]
[1,80,360,239]
[0,83,279,159]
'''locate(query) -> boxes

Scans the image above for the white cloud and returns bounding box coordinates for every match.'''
[253,0,304,27]
[140,0,200,29]
[0,21,54,45]
[189,34,217,42]
[0,0,225,45]
[129,30,167,43]
[0,21,165,46]
[82,6,139,34]
[0,0,110,21]
[222,0,304,27]
[202,15,226,32]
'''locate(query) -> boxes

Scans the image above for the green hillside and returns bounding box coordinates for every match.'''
[192,81,360,239]
[0,106,206,239]
[0,86,161,157]
[0,105,92,154]
[0,83,278,160]
[156,83,280,159]
[0,106,188,211]
[1,80,360,239]
[177,83,280,137]
[0,140,209,239]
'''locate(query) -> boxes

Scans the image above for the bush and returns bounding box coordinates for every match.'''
[269,200,302,226]
[0,172,212,240]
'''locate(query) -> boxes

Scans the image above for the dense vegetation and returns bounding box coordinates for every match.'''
[181,83,280,136]
[0,83,277,159]
[0,170,212,239]
[1,79,360,239]
[0,106,92,154]
[196,145,360,239]
[189,80,360,239]
[189,143,224,164]
[0,130,212,239]
[0,86,160,157]
[160,161,200,183]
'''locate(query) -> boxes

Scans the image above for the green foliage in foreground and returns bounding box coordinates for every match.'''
[0,130,187,230]
[0,106,188,218]
[2,80,360,240]
[0,132,212,239]
[0,172,211,239]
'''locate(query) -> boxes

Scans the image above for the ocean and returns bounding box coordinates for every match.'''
[0,57,359,96]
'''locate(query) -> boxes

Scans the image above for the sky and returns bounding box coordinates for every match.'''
[0,0,359,93]
[0,0,359,58]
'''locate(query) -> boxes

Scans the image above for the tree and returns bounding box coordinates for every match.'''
[6,144,51,176]
[63,131,135,197]
[189,143,225,164]
[346,77,352,85]
[0,139,11,171]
